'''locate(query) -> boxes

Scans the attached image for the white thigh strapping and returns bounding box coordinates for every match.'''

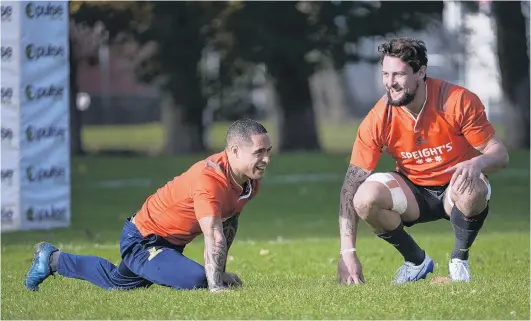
[447,173,491,207]
[365,173,408,215]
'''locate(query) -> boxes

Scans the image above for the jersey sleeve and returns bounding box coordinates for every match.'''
[192,174,225,220]
[349,110,383,171]
[459,90,495,148]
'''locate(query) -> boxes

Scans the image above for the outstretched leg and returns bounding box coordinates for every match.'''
[57,251,152,290]
[24,242,151,291]
[25,219,209,292]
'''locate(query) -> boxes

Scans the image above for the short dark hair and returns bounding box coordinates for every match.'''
[225,118,268,147]
[378,37,428,80]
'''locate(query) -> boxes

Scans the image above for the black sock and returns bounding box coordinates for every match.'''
[49,250,61,273]
[377,223,425,265]
[450,205,489,260]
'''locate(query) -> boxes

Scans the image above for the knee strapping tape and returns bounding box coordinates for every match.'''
[365,173,408,215]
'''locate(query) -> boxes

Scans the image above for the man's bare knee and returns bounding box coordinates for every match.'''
[353,181,391,220]
[450,180,489,216]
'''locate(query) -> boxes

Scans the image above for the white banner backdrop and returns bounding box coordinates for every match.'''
[1,1,70,232]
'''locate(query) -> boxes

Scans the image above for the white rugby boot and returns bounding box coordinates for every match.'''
[449,258,471,282]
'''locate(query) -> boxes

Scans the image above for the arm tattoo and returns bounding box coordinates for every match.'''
[339,165,371,239]
[222,214,239,271]
[204,230,227,291]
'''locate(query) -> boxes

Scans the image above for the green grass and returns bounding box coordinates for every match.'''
[81,120,367,154]
[82,120,507,154]
[2,150,529,319]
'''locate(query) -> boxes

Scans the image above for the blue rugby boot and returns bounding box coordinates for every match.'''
[24,242,59,291]
[392,254,434,284]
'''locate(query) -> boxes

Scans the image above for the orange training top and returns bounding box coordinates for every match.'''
[134,151,261,246]
[350,77,495,186]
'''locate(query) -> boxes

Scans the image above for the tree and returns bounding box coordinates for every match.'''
[69,1,151,155]
[134,2,227,154]
[68,19,102,155]
[221,1,443,151]
[71,1,444,153]
[71,2,227,154]
[491,1,530,149]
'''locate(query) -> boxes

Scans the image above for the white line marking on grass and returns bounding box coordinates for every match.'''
[266,173,342,184]
[97,178,154,188]
[93,168,529,189]
[95,173,344,189]
[2,238,337,252]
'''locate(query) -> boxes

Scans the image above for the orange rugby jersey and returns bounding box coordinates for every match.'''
[134,151,261,246]
[350,77,495,186]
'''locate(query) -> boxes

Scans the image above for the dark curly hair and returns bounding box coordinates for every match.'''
[378,38,428,80]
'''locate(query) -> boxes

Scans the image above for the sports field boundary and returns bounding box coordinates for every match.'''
[92,168,529,189]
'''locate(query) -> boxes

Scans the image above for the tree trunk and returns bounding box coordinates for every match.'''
[270,62,321,151]
[161,93,205,155]
[69,42,85,156]
[492,1,530,149]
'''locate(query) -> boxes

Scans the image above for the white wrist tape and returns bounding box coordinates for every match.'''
[340,248,356,255]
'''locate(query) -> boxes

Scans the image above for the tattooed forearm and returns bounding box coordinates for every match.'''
[204,230,227,292]
[339,165,371,243]
[222,214,239,271]
[223,214,239,251]
[339,187,356,238]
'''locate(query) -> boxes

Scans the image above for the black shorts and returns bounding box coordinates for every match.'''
[392,171,451,227]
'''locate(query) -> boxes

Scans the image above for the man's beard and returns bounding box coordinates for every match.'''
[386,84,418,107]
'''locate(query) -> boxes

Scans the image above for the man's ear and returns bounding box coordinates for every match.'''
[230,144,239,158]
[418,65,427,80]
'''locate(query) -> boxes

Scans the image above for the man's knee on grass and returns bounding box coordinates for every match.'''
[188,269,208,289]
[165,266,207,290]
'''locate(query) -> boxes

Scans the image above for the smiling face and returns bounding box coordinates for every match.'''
[382,55,426,107]
[229,133,272,181]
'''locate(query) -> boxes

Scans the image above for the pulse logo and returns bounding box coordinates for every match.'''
[25,126,66,142]
[26,44,65,60]
[25,85,64,101]
[26,205,67,222]
[25,2,63,20]
[26,165,66,183]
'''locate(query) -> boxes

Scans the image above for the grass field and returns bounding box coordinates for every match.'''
[1,123,529,319]
[81,120,507,155]
[81,120,369,154]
